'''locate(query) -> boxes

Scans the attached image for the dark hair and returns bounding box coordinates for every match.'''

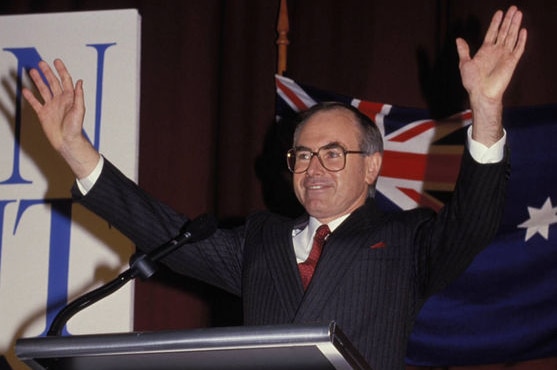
[293,101,384,155]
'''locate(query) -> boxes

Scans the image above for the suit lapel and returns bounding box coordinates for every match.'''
[294,200,384,323]
[263,216,307,319]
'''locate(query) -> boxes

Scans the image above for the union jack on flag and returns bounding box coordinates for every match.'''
[276,74,471,213]
[275,74,557,366]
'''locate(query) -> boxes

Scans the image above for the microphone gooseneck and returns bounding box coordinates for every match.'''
[47,213,217,337]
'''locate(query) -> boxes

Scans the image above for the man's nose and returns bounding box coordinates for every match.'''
[306,154,325,174]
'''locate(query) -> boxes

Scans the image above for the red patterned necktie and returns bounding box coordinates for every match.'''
[298,224,331,290]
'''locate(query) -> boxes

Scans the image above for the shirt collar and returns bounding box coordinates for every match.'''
[307,214,350,235]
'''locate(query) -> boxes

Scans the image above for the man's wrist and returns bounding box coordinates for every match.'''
[467,126,506,163]
[76,155,104,195]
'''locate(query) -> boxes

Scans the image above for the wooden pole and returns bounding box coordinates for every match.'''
[276,0,289,76]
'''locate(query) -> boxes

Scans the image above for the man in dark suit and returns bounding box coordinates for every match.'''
[23,5,526,369]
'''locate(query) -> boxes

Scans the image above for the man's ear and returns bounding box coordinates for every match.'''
[365,152,382,185]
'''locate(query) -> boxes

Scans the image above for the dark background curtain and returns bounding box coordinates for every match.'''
[2,1,556,368]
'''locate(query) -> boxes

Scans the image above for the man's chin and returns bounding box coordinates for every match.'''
[303,202,331,219]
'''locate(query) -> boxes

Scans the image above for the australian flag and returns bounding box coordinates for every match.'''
[276,75,557,366]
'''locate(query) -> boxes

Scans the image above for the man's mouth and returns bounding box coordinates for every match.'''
[304,181,330,191]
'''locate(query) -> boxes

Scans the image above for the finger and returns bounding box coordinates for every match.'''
[38,60,63,95]
[483,9,504,45]
[73,79,85,113]
[455,37,471,63]
[504,9,524,51]
[512,28,528,60]
[495,6,517,46]
[27,67,52,103]
[22,87,44,114]
[53,59,75,93]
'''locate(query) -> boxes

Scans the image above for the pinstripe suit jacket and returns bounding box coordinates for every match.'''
[73,148,509,370]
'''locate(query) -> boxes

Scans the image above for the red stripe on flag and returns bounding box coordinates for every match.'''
[382,150,462,183]
[389,121,435,143]
[276,77,309,112]
[458,110,473,121]
[382,151,427,181]
[355,100,384,119]
[397,187,444,212]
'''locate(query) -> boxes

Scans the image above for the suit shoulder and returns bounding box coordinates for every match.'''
[376,207,436,234]
[245,210,295,229]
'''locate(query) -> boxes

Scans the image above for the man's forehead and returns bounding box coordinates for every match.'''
[296,110,360,144]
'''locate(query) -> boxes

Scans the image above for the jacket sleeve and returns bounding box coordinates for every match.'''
[72,158,187,251]
[71,158,244,295]
[416,147,510,297]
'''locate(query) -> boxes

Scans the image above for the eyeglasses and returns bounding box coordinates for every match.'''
[286,143,367,173]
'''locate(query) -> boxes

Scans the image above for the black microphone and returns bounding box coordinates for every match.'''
[130,213,218,279]
[47,213,217,337]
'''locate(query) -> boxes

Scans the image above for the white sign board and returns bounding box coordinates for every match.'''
[0,9,141,369]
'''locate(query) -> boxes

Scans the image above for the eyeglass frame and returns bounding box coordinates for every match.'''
[286,143,368,174]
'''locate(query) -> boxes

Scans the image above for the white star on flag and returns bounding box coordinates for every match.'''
[517,197,557,241]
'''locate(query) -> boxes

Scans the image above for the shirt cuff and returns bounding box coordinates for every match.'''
[467,126,506,164]
[76,155,104,195]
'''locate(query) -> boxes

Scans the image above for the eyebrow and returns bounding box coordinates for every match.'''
[294,141,344,151]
